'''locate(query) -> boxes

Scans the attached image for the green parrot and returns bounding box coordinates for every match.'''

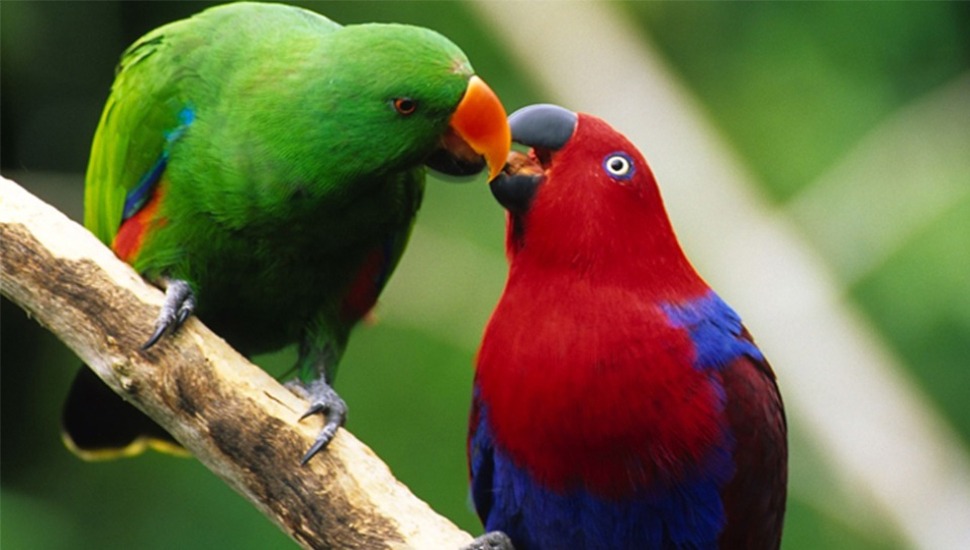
[61,2,510,464]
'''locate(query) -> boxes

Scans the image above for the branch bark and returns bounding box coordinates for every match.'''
[0,175,474,549]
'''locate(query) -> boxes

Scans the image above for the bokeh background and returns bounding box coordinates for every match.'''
[3,2,969,548]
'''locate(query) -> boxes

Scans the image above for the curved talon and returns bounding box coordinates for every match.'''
[300,422,340,465]
[295,379,348,465]
[142,279,196,350]
[142,324,169,351]
[175,295,195,326]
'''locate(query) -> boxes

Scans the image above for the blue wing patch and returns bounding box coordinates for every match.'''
[121,106,194,221]
[662,290,764,370]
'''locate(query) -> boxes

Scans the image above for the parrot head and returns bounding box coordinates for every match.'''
[489,104,686,281]
[327,24,510,182]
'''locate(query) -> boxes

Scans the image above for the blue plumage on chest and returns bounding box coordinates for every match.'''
[470,403,734,550]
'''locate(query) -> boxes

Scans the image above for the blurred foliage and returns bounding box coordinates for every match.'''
[627,2,970,201]
[2,1,968,549]
[854,199,970,440]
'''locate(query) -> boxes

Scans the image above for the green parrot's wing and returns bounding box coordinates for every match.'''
[84,30,184,245]
[83,4,342,245]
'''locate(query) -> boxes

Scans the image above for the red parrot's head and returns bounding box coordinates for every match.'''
[490,104,687,285]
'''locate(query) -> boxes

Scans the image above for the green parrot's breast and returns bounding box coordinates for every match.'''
[136,167,424,357]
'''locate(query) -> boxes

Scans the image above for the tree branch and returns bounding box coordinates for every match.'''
[0,176,474,549]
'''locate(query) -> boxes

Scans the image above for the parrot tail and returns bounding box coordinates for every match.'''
[61,367,188,460]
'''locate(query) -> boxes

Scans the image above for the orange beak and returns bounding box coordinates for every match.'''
[449,76,511,181]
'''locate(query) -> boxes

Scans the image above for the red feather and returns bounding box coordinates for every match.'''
[477,114,725,497]
[112,178,169,264]
[477,279,728,498]
[719,350,788,546]
[340,247,385,321]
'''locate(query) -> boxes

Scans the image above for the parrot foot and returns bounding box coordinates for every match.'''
[288,378,348,465]
[143,279,196,349]
[461,531,514,550]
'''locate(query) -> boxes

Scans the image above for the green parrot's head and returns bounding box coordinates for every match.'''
[320,23,510,183]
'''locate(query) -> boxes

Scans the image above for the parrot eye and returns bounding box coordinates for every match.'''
[392,98,418,116]
[603,152,635,180]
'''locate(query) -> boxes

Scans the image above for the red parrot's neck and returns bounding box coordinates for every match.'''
[506,190,707,301]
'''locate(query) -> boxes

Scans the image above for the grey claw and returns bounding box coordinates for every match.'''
[143,279,195,350]
[294,379,347,465]
[143,323,169,351]
[175,295,195,325]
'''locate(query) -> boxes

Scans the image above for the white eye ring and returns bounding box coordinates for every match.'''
[603,152,635,180]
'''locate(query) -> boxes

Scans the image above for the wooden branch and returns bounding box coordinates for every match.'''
[0,175,474,550]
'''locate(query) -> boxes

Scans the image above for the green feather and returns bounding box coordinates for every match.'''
[70,1,485,459]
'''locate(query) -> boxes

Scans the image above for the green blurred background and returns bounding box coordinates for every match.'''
[3,2,969,549]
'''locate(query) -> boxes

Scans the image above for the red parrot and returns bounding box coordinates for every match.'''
[468,104,787,549]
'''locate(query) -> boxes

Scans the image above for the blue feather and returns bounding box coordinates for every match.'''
[122,153,168,220]
[121,106,194,221]
[662,290,763,370]
[471,400,734,550]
